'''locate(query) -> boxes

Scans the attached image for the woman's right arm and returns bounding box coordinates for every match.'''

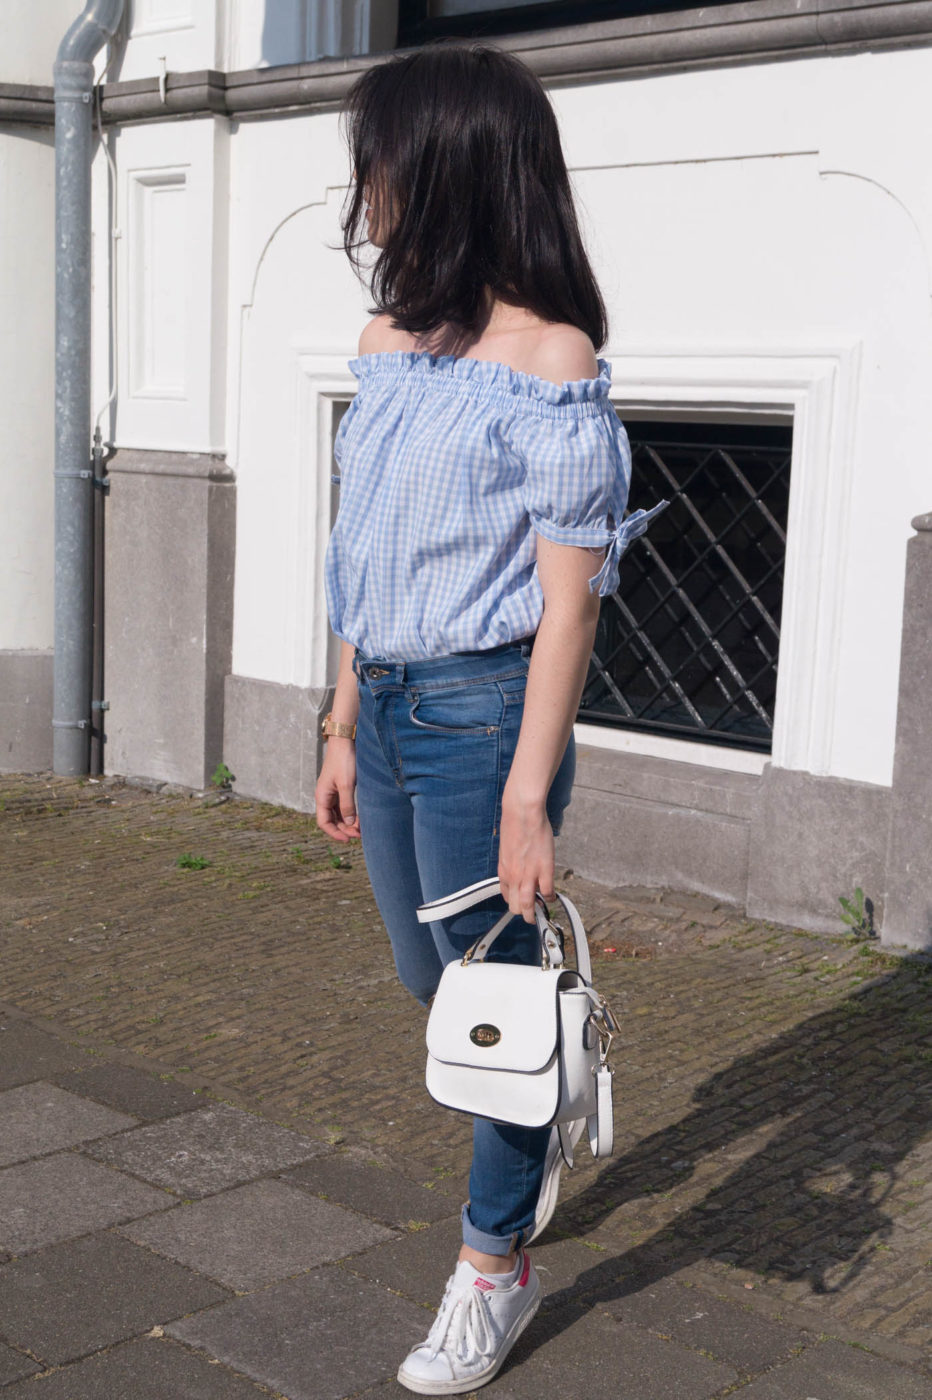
[314,639,361,843]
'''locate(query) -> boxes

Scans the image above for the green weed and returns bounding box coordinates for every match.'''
[175,852,211,870]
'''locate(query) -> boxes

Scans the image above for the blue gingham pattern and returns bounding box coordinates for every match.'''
[324,350,667,660]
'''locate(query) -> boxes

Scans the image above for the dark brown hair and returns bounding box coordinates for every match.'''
[341,41,608,349]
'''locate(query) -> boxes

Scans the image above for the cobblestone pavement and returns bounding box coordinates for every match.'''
[1,772,931,1397]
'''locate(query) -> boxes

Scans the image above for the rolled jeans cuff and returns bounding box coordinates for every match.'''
[460,1202,526,1256]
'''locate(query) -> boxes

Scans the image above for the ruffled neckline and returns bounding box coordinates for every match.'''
[349,349,612,410]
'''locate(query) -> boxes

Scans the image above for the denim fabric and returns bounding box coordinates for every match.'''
[352,639,575,1253]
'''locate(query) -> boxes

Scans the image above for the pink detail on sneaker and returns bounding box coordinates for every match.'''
[473,1277,496,1291]
[517,1252,531,1287]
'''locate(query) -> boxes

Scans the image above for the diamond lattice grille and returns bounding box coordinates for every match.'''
[580,420,793,751]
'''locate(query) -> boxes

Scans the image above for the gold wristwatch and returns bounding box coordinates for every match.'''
[321,712,356,741]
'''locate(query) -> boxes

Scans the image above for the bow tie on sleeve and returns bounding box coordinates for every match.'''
[587,500,670,596]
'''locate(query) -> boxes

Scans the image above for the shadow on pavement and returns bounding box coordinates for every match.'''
[538,955,932,1327]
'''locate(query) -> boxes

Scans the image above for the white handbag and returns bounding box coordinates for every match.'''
[417,877,617,1159]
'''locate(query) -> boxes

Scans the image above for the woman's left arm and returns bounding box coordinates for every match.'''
[499,535,603,922]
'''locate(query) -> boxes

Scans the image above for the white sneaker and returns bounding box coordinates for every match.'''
[524,1118,586,1246]
[397,1251,540,1394]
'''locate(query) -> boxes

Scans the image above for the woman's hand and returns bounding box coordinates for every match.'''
[315,738,361,842]
[498,786,555,923]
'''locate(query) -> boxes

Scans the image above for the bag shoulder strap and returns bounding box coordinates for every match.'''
[416,876,501,922]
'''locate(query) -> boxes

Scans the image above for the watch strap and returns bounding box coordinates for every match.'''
[321,712,356,740]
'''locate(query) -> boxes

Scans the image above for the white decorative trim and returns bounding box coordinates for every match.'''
[293,353,357,689]
[130,1,196,39]
[607,344,863,776]
[127,167,189,400]
[573,723,768,775]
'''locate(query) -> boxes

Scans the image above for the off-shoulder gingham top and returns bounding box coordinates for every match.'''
[324,350,667,660]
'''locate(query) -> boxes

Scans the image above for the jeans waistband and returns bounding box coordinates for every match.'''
[352,636,535,687]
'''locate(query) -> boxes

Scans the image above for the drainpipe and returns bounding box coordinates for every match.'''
[52,0,124,775]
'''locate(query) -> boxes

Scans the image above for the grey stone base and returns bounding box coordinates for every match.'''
[103,451,235,793]
[557,747,758,906]
[557,744,894,943]
[884,518,932,950]
[747,764,890,937]
[222,675,333,814]
[0,650,53,773]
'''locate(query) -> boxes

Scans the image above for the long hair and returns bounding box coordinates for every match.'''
[341,42,608,350]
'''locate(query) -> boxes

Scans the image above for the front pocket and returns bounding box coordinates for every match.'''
[409,679,505,735]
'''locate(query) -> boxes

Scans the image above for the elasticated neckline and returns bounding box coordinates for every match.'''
[349,350,613,418]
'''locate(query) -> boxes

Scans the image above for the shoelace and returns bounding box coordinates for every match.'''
[424,1276,497,1364]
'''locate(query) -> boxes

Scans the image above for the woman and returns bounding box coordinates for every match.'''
[315,41,664,1395]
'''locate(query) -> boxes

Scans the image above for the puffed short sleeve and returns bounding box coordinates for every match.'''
[515,399,669,596]
[330,391,362,485]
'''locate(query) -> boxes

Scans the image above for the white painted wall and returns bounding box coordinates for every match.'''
[0,126,58,650]
[0,1,98,655]
[2,0,84,85]
[552,51,932,787]
[113,0,226,81]
[224,112,366,687]
[3,1,929,791]
[111,0,398,79]
[220,43,932,790]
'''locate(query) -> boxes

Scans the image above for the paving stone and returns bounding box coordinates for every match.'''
[4,774,932,1375]
[0,1017,88,1090]
[350,1383,413,1399]
[0,1080,137,1166]
[601,1273,811,1372]
[0,1152,172,1255]
[0,1335,274,1398]
[84,1101,326,1197]
[0,1230,230,1365]
[167,1264,430,1400]
[343,1213,465,1306]
[731,1336,931,1398]
[480,1304,737,1399]
[119,1177,394,1290]
[346,1219,630,1315]
[282,1151,460,1230]
[0,1340,39,1387]
[522,1236,634,1311]
[52,1062,205,1120]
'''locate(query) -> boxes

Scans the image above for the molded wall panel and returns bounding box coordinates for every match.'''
[105,117,229,451]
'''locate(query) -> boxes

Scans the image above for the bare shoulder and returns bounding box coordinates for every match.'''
[357,314,415,356]
[523,323,599,385]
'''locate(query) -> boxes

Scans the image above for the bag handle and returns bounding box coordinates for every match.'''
[416,878,593,978]
[418,878,561,968]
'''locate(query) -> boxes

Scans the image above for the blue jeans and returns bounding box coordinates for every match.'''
[352,638,576,1255]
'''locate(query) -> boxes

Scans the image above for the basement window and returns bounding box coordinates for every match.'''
[579,417,792,753]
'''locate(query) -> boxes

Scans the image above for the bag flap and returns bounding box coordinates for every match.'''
[426,962,559,1073]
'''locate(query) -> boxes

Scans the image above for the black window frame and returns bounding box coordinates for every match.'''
[398,1,751,45]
